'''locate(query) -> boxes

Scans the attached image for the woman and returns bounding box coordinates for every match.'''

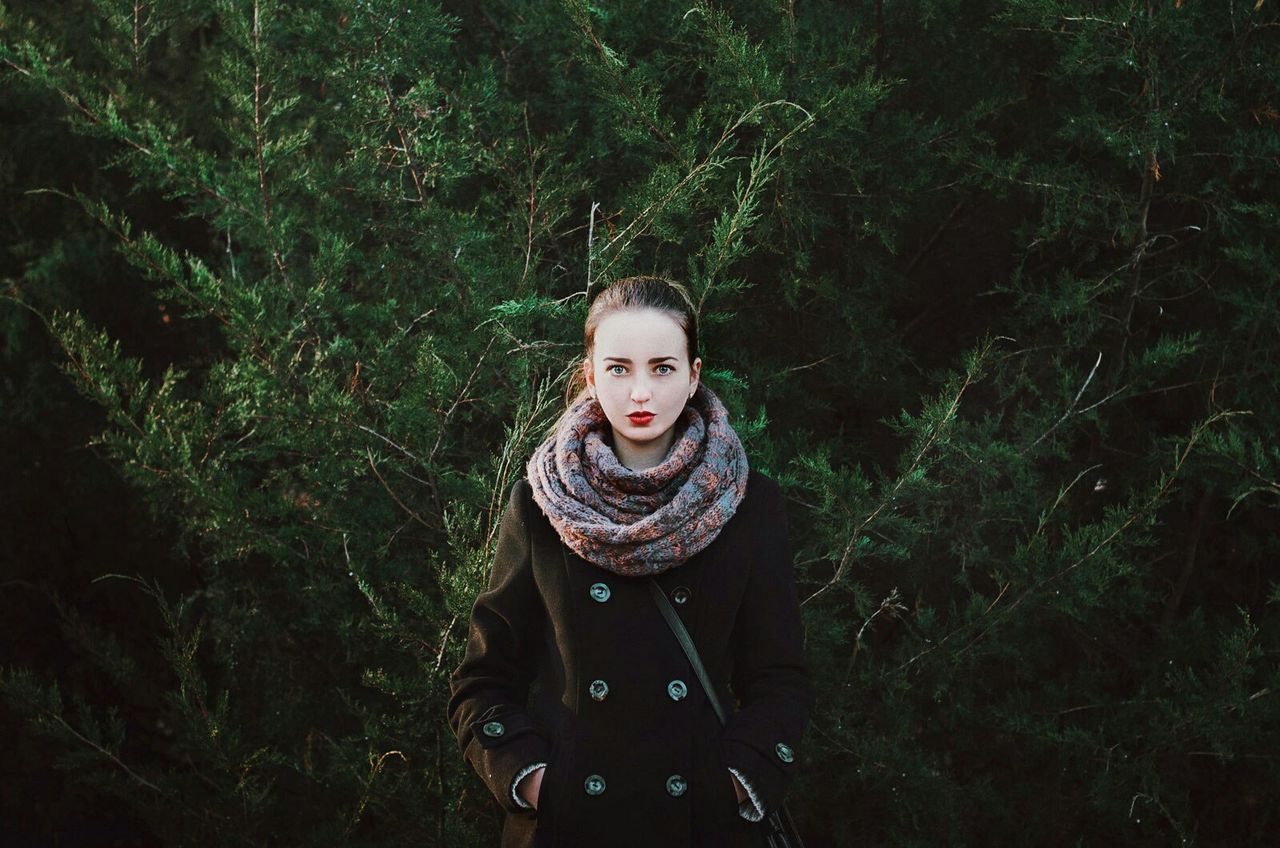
[447,276,813,848]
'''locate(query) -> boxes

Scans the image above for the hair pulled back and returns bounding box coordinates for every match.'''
[543,276,699,440]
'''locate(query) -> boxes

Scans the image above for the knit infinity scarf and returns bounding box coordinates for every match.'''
[525,383,749,576]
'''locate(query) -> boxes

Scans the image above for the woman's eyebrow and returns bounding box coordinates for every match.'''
[603,356,678,363]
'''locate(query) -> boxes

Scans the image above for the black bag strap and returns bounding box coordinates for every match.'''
[647,578,728,726]
[649,576,808,848]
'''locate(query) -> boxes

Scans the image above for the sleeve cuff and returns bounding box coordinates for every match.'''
[511,762,547,808]
[462,709,554,814]
[728,766,766,822]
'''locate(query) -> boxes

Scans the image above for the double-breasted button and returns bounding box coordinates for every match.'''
[584,774,606,795]
[589,582,611,602]
[589,679,609,701]
[667,679,688,701]
[775,742,795,763]
[481,720,505,737]
[665,774,687,797]
[671,586,691,605]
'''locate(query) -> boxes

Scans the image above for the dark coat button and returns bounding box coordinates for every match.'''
[671,586,691,605]
[589,679,609,701]
[584,774,606,795]
[589,582,611,602]
[667,679,688,701]
[775,742,795,763]
[481,720,505,737]
[665,774,687,797]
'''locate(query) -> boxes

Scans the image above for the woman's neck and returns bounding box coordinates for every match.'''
[609,425,677,471]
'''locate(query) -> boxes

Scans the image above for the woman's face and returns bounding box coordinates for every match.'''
[584,308,701,466]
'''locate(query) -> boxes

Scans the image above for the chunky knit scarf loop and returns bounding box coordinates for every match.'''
[525,383,749,576]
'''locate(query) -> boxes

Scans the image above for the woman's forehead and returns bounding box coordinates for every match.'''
[594,309,687,357]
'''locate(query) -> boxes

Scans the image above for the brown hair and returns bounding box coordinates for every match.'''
[542,276,699,440]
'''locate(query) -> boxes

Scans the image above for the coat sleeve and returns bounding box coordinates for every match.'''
[447,478,553,817]
[718,475,814,819]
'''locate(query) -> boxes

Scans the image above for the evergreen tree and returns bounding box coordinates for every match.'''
[2,1,1277,845]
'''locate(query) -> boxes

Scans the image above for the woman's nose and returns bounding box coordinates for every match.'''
[631,381,651,402]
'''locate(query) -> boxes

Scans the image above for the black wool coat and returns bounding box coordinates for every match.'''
[447,469,813,848]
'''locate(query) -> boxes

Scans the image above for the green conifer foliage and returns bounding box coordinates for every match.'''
[2,0,1277,845]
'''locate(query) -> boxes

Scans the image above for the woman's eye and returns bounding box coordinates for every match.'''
[607,364,673,375]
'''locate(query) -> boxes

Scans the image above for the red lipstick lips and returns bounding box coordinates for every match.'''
[627,412,655,425]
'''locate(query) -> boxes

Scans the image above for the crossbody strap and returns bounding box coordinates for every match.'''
[651,579,807,847]
[648,578,728,727]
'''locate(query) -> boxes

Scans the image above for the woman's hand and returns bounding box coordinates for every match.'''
[518,765,546,809]
[730,771,748,805]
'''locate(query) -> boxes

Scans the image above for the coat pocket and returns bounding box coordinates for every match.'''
[724,766,746,821]
[534,738,566,833]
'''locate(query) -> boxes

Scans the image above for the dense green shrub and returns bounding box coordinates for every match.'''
[2,1,1277,845]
